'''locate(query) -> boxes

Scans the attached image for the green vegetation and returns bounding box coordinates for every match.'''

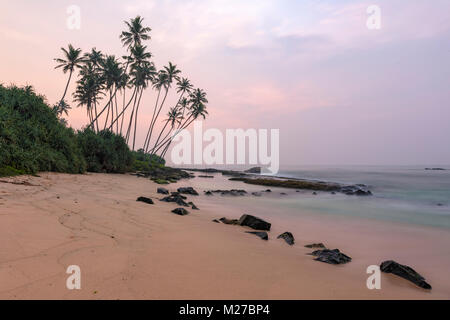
[0,84,86,175]
[77,128,133,173]
[0,166,26,177]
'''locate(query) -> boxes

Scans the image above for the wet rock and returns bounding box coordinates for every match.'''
[305,243,326,249]
[160,195,189,207]
[340,185,372,196]
[219,217,239,225]
[238,214,271,231]
[205,189,247,196]
[277,232,295,245]
[380,260,432,290]
[252,192,262,197]
[177,187,199,196]
[245,231,268,240]
[157,187,169,195]
[310,249,352,265]
[171,208,189,216]
[136,197,154,205]
[245,167,261,174]
[198,175,214,178]
[265,189,272,192]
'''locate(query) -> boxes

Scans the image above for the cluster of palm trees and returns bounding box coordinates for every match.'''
[54,16,208,158]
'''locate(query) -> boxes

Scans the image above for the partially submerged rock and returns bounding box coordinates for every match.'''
[310,249,352,265]
[277,232,295,245]
[136,166,192,184]
[238,214,271,231]
[305,243,326,249]
[136,197,154,205]
[380,260,432,290]
[245,231,268,240]
[171,208,189,216]
[157,187,169,195]
[205,189,247,196]
[177,187,199,195]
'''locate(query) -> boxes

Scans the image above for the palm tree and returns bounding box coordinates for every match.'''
[152,106,183,153]
[52,100,72,117]
[144,62,181,152]
[120,16,151,49]
[100,55,123,130]
[54,44,84,102]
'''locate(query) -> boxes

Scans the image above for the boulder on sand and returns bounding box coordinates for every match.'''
[380,260,432,290]
[277,232,295,245]
[245,231,268,240]
[305,243,326,249]
[219,217,239,225]
[310,249,351,265]
[238,214,271,231]
[177,187,199,195]
[160,195,189,207]
[171,208,189,216]
[136,197,154,205]
[157,187,169,195]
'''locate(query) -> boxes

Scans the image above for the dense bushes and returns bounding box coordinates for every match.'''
[0,85,86,174]
[132,149,165,171]
[0,85,136,176]
[77,128,133,173]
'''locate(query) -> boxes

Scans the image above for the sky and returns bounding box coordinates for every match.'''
[1,0,450,166]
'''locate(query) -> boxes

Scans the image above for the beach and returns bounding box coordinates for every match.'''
[1,172,450,299]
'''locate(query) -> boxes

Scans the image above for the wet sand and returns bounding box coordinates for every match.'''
[0,172,449,299]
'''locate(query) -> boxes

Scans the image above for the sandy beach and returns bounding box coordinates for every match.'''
[1,172,449,299]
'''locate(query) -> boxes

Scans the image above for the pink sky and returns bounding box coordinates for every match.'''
[1,0,450,166]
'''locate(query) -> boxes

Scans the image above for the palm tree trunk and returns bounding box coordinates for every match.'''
[132,89,144,150]
[143,88,162,152]
[60,69,73,101]
[146,88,169,150]
[107,87,137,132]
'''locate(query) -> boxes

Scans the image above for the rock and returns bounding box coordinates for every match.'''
[157,187,169,195]
[245,167,261,174]
[305,243,326,249]
[191,204,199,210]
[331,191,336,195]
[136,197,154,205]
[280,192,287,195]
[238,214,271,231]
[252,192,262,197]
[171,192,187,199]
[160,195,189,207]
[340,185,372,196]
[380,260,432,290]
[312,192,317,195]
[171,208,189,216]
[212,219,220,223]
[277,232,295,245]
[198,175,214,178]
[265,189,272,192]
[177,187,199,195]
[205,189,247,196]
[219,217,239,225]
[245,231,268,240]
[310,249,351,264]
[425,168,446,171]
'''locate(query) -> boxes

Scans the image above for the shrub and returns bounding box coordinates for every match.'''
[0,85,86,175]
[77,128,133,173]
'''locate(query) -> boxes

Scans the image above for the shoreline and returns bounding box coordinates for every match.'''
[1,172,449,299]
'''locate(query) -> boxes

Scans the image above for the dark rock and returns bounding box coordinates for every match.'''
[265,189,272,192]
[136,166,192,184]
[277,232,295,245]
[212,219,220,223]
[340,185,372,196]
[206,189,247,196]
[280,192,287,195]
[198,175,214,178]
[157,187,169,195]
[245,167,261,174]
[171,192,187,199]
[191,204,199,210]
[252,192,262,197]
[425,168,446,171]
[219,217,239,225]
[245,231,268,240]
[205,191,213,196]
[310,249,351,264]
[171,208,189,216]
[137,197,154,205]
[305,243,326,249]
[177,187,199,195]
[312,192,317,195]
[380,260,432,290]
[238,214,271,231]
[331,191,336,195]
[160,195,189,207]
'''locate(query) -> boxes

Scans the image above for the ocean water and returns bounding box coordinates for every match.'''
[275,166,450,229]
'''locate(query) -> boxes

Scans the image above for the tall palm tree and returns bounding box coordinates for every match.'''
[100,55,122,130]
[52,100,72,117]
[120,16,151,49]
[144,62,181,152]
[152,106,183,154]
[54,44,84,102]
